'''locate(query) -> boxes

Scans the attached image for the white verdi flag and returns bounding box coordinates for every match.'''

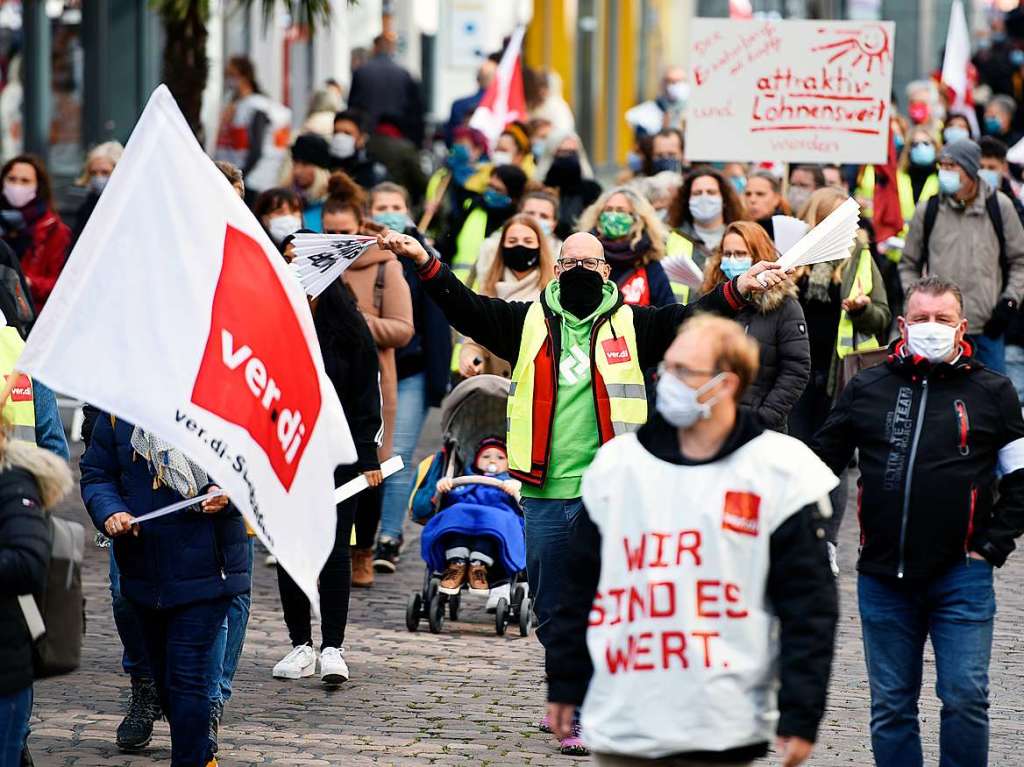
[18,85,356,607]
[469,25,527,150]
[941,0,978,136]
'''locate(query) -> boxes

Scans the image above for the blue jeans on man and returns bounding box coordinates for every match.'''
[109,548,151,678]
[378,372,429,543]
[520,497,583,646]
[208,537,254,710]
[967,333,1006,374]
[858,559,995,767]
[0,687,31,767]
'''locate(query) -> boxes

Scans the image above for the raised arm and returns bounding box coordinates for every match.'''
[377,229,529,365]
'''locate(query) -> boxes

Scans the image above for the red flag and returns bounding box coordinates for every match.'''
[469,26,527,150]
[873,124,904,243]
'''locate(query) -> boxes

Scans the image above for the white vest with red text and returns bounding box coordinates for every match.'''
[579,430,837,758]
[215,93,292,193]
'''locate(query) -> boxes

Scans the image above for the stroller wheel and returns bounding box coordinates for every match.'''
[518,596,533,637]
[512,584,526,608]
[495,597,510,636]
[428,591,445,634]
[427,576,440,603]
[449,592,461,621]
[405,592,422,632]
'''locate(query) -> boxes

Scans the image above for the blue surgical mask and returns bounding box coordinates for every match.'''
[943,126,969,145]
[652,157,683,174]
[730,175,747,194]
[449,144,471,166]
[984,115,1003,135]
[482,188,512,209]
[532,140,545,158]
[979,168,1002,190]
[373,211,412,231]
[894,134,905,154]
[627,152,644,173]
[910,143,936,166]
[938,168,962,195]
[720,256,752,280]
[1011,49,1024,67]
[537,218,554,237]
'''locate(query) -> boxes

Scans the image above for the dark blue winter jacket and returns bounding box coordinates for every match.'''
[80,415,249,609]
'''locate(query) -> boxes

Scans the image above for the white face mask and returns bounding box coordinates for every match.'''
[491,150,515,167]
[689,194,723,224]
[905,321,958,363]
[330,132,356,159]
[656,370,727,429]
[268,214,301,245]
[3,183,36,209]
[666,81,690,105]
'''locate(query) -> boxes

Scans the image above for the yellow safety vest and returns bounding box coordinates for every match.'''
[897,171,939,224]
[452,205,488,287]
[507,302,647,484]
[665,232,693,304]
[835,249,882,360]
[0,327,35,442]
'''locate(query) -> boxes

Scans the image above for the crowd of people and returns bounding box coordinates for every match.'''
[6,15,1024,767]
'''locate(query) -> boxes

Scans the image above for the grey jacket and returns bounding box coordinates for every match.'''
[900,183,1024,330]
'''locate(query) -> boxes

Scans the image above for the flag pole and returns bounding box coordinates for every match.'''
[418,172,452,232]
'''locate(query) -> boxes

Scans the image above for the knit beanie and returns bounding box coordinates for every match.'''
[492,164,528,201]
[939,139,981,180]
[291,133,331,169]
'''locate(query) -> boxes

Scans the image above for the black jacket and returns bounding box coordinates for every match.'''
[0,465,50,695]
[315,281,383,473]
[812,341,1024,578]
[736,285,811,430]
[545,412,838,758]
[416,257,749,373]
[347,54,425,145]
[331,150,388,191]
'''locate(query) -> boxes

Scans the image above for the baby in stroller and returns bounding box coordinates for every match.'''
[421,437,525,597]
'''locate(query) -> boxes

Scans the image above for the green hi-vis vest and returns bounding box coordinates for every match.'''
[452,205,488,287]
[0,327,35,442]
[666,231,693,304]
[506,302,647,486]
[836,249,882,360]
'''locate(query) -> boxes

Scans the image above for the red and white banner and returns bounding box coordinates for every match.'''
[940,0,979,136]
[469,25,527,150]
[19,85,356,608]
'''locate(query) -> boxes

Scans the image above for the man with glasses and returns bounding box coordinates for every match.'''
[545,314,838,766]
[377,228,784,753]
[900,138,1024,373]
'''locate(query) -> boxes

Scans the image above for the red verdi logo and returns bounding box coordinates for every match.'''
[722,491,761,536]
[601,337,632,365]
[191,224,321,490]
[5,374,32,402]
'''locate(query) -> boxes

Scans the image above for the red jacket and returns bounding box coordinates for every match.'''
[16,210,71,311]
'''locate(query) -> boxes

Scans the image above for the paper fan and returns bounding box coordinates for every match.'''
[770,215,809,257]
[776,198,860,271]
[661,250,704,289]
[288,233,376,298]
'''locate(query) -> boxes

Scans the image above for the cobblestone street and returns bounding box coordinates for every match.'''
[28,412,1024,765]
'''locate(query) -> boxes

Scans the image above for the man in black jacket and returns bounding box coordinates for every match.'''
[545,315,837,766]
[813,276,1024,767]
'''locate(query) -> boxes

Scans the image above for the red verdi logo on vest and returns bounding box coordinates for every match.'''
[721,491,761,536]
[191,224,322,490]
[601,336,632,365]
[4,373,32,402]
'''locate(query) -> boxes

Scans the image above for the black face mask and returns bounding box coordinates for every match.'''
[545,154,582,187]
[503,245,541,272]
[559,265,605,318]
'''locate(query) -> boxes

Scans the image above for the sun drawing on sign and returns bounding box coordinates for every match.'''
[811,24,891,74]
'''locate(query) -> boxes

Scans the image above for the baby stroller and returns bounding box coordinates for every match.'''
[405,374,532,636]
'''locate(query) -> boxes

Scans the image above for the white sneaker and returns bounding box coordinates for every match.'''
[272,645,316,679]
[265,553,278,567]
[827,542,840,577]
[486,583,511,613]
[319,646,349,684]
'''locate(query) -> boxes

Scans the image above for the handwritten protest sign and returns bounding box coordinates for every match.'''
[686,19,895,164]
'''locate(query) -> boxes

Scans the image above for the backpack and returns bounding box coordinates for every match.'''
[408,448,447,525]
[921,192,1007,289]
[19,514,86,678]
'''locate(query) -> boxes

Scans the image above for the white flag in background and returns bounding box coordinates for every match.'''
[18,85,355,608]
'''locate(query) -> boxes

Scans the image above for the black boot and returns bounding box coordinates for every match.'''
[116,676,161,752]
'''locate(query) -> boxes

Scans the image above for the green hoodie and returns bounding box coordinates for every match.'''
[521,279,620,500]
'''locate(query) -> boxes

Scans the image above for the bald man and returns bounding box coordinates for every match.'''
[378,228,785,752]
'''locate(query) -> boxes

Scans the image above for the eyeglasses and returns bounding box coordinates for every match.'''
[721,251,750,259]
[659,362,720,383]
[557,257,605,271]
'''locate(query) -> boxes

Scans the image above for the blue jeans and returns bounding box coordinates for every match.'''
[1004,345,1024,405]
[967,333,1006,374]
[208,538,254,708]
[136,596,232,767]
[521,496,583,647]
[859,560,995,767]
[109,549,151,678]
[0,686,31,767]
[378,372,429,541]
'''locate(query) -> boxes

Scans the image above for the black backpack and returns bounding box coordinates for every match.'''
[921,192,1008,289]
